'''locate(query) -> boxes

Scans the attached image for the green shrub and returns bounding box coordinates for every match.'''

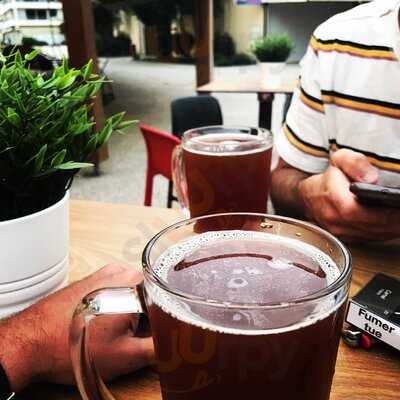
[0,51,135,221]
[214,32,236,59]
[232,53,256,66]
[214,54,230,67]
[251,33,294,62]
[214,53,256,67]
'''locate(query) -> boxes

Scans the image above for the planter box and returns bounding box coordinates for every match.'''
[260,62,286,85]
[0,193,69,318]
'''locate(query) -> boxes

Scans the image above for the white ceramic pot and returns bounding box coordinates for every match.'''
[0,192,69,318]
[260,62,286,86]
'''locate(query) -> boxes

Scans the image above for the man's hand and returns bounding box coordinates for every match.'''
[299,149,400,242]
[0,265,154,392]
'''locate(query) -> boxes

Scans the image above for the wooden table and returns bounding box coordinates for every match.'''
[22,200,399,400]
[197,79,297,130]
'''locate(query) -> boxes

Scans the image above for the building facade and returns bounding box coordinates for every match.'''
[222,0,264,54]
[0,0,64,45]
[116,0,265,58]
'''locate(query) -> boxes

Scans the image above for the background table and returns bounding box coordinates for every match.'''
[22,200,399,399]
[197,79,297,130]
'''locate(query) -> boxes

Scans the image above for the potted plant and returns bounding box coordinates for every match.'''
[0,50,134,318]
[251,33,294,84]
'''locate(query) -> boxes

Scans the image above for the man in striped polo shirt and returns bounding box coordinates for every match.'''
[272,0,400,242]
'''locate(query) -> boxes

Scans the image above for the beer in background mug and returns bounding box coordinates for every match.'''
[172,126,273,217]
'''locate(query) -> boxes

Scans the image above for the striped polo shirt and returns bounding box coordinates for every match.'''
[276,0,400,186]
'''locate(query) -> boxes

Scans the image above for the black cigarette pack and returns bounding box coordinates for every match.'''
[346,273,400,351]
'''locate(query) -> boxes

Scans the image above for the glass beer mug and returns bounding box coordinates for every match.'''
[71,213,352,400]
[172,126,273,217]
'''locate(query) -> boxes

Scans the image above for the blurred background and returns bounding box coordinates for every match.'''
[0,0,359,207]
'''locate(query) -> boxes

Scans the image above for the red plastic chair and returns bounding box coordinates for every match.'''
[140,123,181,207]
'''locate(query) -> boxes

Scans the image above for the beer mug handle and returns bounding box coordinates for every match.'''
[70,287,146,400]
[172,145,190,217]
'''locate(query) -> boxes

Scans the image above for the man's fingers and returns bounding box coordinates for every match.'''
[95,264,129,278]
[320,166,400,240]
[125,337,155,369]
[326,166,400,227]
[300,151,399,242]
[60,265,144,319]
[331,149,378,183]
[97,337,155,380]
[77,265,143,294]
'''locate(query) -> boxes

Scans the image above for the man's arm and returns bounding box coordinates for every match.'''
[271,158,310,220]
[0,265,154,392]
[271,150,400,242]
[0,311,45,392]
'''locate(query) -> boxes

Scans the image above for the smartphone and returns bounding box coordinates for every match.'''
[350,182,400,208]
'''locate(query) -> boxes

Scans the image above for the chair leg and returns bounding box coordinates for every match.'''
[167,180,174,208]
[144,171,154,207]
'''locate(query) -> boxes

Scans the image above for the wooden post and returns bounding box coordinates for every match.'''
[61,0,108,168]
[194,0,214,87]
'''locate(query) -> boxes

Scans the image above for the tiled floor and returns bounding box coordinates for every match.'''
[70,58,299,208]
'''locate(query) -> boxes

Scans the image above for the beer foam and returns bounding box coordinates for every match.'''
[147,230,346,336]
[184,133,271,156]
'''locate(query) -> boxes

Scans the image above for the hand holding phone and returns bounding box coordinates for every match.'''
[350,183,400,208]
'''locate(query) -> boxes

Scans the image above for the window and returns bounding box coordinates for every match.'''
[25,9,48,20]
[37,9,46,19]
[49,9,57,18]
[26,9,35,20]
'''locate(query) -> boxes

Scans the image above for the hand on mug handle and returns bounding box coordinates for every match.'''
[70,286,147,400]
[171,145,190,216]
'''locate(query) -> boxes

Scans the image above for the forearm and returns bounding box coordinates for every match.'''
[271,162,310,220]
[0,309,48,392]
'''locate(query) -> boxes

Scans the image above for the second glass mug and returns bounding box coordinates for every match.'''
[70,213,352,400]
[172,126,273,217]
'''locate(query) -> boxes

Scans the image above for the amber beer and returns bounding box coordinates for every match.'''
[146,231,348,400]
[173,127,273,217]
[70,214,351,400]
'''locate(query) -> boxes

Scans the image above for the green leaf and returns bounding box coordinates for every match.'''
[0,146,13,155]
[117,120,138,130]
[24,50,40,61]
[1,79,9,90]
[97,121,113,145]
[51,149,67,167]
[109,111,125,127]
[89,81,103,97]
[85,135,98,153]
[72,122,94,136]
[71,84,94,100]
[57,73,77,90]
[14,51,23,65]
[34,144,47,172]
[35,74,45,87]
[7,107,21,127]
[56,161,93,170]
[0,49,138,218]
[62,58,69,74]
[83,59,94,80]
